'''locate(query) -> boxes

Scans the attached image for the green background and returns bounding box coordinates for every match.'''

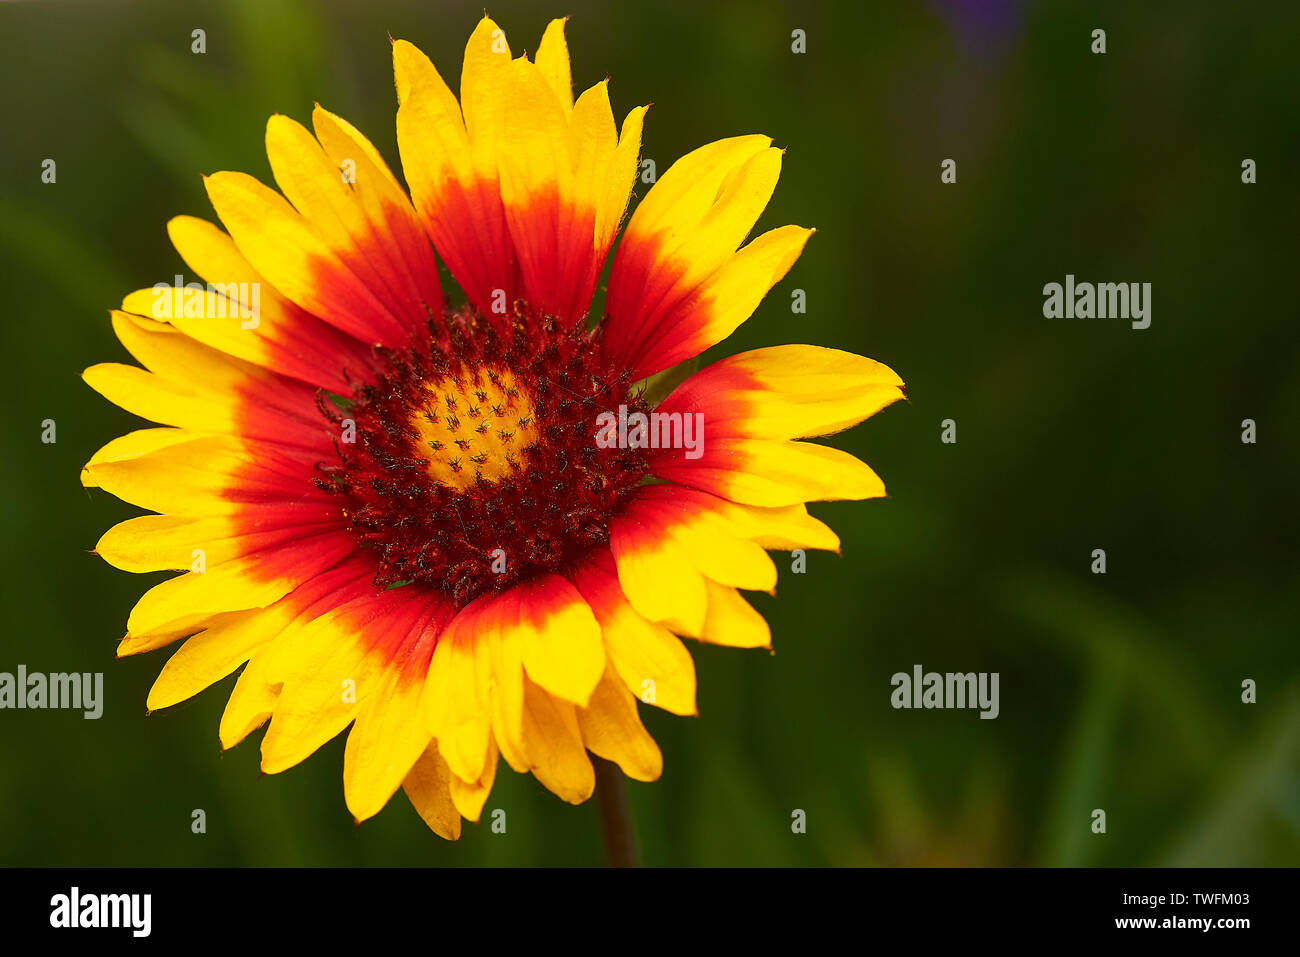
[1,0,1297,866]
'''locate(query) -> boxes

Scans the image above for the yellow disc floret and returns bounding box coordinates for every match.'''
[412,365,540,491]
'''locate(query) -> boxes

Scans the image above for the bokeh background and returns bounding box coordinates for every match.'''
[1,0,1297,866]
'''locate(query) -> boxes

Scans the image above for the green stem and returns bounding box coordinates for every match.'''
[593,755,638,867]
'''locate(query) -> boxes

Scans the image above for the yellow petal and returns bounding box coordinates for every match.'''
[118,617,225,659]
[667,147,784,290]
[655,437,886,507]
[86,310,263,425]
[515,575,604,708]
[448,739,498,824]
[259,613,382,775]
[81,428,200,490]
[698,579,771,649]
[265,113,439,329]
[660,507,777,592]
[421,604,495,784]
[496,57,582,318]
[571,552,698,717]
[606,208,813,379]
[96,515,232,573]
[605,140,786,371]
[570,80,616,216]
[598,104,647,252]
[576,666,663,782]
[149,216,370,392]
[344,660,433,823]
[535,18,573,111]
[125,528,352,637]
[82,432,239,514]
[402,742,462,840]
[486,616,528,774]
[204,170,406,346]
[609,514,707,633]
[520,678,594,804]
[219,649,281,750]
[621,135,772,245]
[671,224,814,361]
[393,37,513,315]
[663,344,905,440]
[146,607,277,711]
[460,16,514,175]
[719,501,842,553]
[311,105,445,316]
[218,556,384,751]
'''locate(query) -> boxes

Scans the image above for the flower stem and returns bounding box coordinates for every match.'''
[592,755,637,867]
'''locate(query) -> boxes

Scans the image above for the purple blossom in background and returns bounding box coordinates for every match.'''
[929,0,1024,57]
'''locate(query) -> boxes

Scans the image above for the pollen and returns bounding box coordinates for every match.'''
[413,366,539,490]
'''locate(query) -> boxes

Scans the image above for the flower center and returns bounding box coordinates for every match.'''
[412,366,540,491]
[316,306,650,608]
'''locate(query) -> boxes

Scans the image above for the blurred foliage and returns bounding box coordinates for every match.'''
[0,0,1297,866]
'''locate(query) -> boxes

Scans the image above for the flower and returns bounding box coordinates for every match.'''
[82,16,904,839]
